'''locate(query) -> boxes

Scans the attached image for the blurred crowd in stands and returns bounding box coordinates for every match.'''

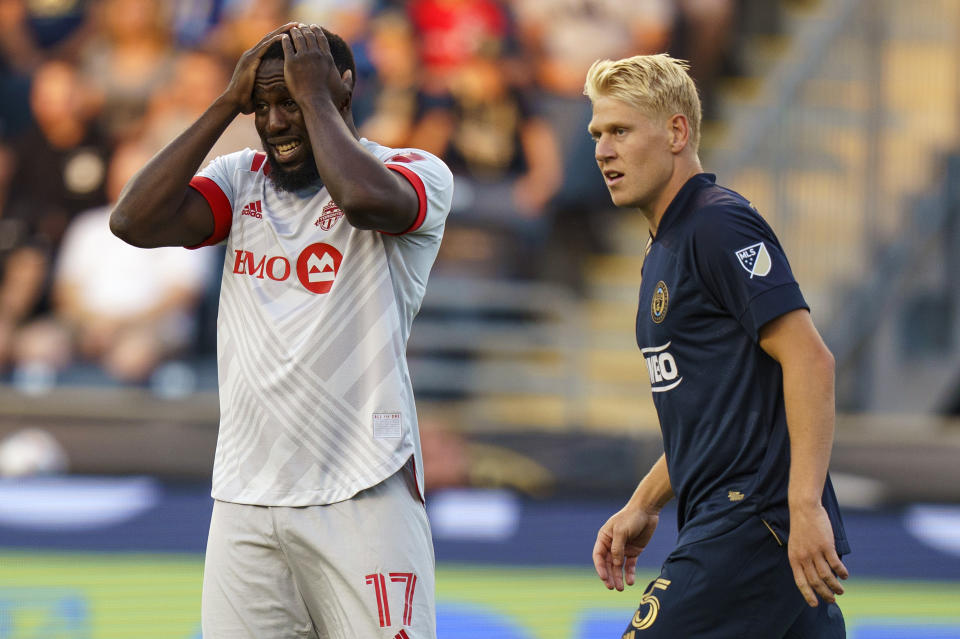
[0,0,745,390]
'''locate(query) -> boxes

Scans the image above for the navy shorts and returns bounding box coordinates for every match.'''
[621,515,845,638]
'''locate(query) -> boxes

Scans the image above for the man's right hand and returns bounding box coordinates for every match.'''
[592,504,660,591]
[221,22,298,114]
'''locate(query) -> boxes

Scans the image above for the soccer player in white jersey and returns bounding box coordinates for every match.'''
[110,23,453,638]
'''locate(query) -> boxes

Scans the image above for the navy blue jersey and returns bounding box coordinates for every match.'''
[637,173,849,553]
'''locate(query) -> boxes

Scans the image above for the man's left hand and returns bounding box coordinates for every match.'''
[281,25,351,111]
[787,503,849,607]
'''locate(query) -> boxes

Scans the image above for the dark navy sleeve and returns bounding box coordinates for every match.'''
[691,204,809,341]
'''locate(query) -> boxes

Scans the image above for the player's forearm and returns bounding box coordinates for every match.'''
[627,453,674,513]
[110,97,239,243]
[782,346,837,509]
[298,95,417,232]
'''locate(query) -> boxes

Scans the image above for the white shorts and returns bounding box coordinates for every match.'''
[201,462,436,638]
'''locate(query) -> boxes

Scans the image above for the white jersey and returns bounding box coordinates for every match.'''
[189,140,453,507]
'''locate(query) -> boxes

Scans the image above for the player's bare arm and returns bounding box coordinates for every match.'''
[110,23,297,248]
[593,453,674,592]
[281,25,419,234]
[759,309,850,607]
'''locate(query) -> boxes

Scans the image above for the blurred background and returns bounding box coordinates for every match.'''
[1,0,959,636]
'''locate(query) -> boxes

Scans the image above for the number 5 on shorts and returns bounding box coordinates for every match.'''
[631,578,671,631]
[365,572,418,628]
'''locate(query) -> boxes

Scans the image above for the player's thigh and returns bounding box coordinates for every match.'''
[202,499,316,639]
[784,599,846,639]
[621,516,806,638]
[280,465,436,639]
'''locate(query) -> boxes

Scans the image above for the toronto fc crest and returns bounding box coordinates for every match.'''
[315,201,345,230]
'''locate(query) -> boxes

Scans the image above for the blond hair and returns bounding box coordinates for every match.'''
[584,54,702,151]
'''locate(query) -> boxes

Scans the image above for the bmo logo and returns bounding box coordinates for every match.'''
[296,243,342,294]
[641,341,683,393]
[232,243,342,294]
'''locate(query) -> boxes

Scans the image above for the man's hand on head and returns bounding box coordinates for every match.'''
[281,25,352,112]
[222,22,298,114]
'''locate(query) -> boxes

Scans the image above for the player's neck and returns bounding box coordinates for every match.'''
[645,156,703,237]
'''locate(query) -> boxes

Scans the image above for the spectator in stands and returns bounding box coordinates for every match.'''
[511,0,673,288]
[0,59,111,374]
[78,0,178,142]
[140,49,261,161]
[513,0,672,101]
[0,246,46,377]
[0,0,89,74]
[3,58,109,249]
[205,0,292,67]
[401,1,562,278]
[672,0,736,116]
[11,141,212,385]
[410,48,562,278]
[0,0,91,138]
[169,0,222,48]
[407,0,512,95]
[290,0,373,47]
[354,9,421,149]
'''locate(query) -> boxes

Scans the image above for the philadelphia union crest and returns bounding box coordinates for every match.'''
[651,281,669,324]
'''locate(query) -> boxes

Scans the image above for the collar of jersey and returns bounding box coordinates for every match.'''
[292,181,325,198]
[654,172,717,240]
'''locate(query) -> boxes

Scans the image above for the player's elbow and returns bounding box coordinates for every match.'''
[339,177,419,233]
[341,205,380,230]
[806,341,836,382]
[818,344,836,376]
[109,205,151,248]
[109,205,133,242]
[341,198,414,234]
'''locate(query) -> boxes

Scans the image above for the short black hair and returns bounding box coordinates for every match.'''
[261,27,356,85]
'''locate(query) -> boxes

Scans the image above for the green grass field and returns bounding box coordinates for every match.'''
[438,564,960,636]
[1,552,958,638]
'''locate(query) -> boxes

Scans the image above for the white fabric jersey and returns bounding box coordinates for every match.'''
[189,139,453,506]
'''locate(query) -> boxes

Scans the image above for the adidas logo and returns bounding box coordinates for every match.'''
[241,200,263,219]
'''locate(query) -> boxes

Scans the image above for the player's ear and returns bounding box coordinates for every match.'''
[339,69,354,111]
[668,113,689,153]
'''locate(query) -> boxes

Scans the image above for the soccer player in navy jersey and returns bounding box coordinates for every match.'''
[585,54,850,637]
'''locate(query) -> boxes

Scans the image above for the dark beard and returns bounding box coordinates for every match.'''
[266,154,323,193]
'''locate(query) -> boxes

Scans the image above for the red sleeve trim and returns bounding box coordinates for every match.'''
[251,152,266,173]
[186,176,232,249]
[383,164,428,236]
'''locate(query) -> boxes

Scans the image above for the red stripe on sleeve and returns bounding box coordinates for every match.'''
[383,164,428,236]
[250,152,266,172]
[186,176,232,249]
